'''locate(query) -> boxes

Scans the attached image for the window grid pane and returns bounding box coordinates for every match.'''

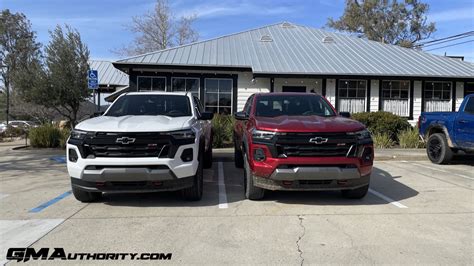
[205,78,233,114]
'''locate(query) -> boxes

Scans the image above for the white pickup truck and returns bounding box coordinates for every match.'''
[66,92,213,202]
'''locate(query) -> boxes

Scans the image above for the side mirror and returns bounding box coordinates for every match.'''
[91,111,104,118]
[199,112,214,120]
[234,111,249,120]
[339,112,351,118]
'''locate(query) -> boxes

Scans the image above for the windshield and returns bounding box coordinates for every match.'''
[105,94,192,117]
[255,94,336,117]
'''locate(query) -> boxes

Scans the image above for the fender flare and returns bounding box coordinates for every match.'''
[426,125,455,148]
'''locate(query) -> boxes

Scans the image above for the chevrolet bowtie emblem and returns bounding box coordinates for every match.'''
[116,137,136,144]
[309,137,328,144]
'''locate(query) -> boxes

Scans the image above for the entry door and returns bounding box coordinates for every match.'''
[282,86,306,93]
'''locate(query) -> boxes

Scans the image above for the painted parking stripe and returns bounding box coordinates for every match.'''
[369,188,408,208]
[29,191,72,213]
[217,162,228,209]
[410,162,474,180]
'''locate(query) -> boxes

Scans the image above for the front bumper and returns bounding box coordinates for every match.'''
[71,174,194,193]
[253,173,370,191]
[67,142,199,183]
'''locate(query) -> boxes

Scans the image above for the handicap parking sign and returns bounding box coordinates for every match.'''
[88,70,99,89]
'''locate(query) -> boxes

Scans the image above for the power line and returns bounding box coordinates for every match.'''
[417,31,474,46]
[425,40,474,51]
[421,34,473,48]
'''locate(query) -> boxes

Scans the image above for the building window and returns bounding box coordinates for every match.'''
[381,80,410,117]
[137,76,166,91]
[171,77,199,98]
[424,81,452,112]
[338,80,366,113]
[204,78,232,114]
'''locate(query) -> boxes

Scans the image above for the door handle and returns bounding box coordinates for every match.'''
[458,120,468,123]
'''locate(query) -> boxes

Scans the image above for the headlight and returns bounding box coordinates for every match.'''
[70,129,88,140]
[348,129,371,140]
[252,129,276,141]
[164,129,196,140]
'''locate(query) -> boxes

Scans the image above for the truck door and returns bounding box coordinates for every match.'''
[454,96,474,148]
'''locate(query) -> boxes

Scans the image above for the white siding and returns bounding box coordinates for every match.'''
[326,79,336,106]
[370,80,379,112]
[455,82,464,111]
[273,78,322,93]
[411,80,423,125]
[237,73,270,111]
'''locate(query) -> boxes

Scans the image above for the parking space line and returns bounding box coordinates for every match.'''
[410,162,474,180]
[217,162,228,209]
[369,188,408,208]
[29,191,72,213]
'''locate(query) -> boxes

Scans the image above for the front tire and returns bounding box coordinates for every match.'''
[182,154,203,201]
[244,154,265,200]
[427,133,453,164]
[203,134,213,169]
[341,184,369,199]
[72,186,101,202]
[234,142,244,168]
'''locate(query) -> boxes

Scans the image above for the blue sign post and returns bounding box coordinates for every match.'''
[87,70,99,90]
[88,70,99,111]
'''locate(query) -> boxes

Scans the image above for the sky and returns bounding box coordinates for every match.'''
[2,0,474,61]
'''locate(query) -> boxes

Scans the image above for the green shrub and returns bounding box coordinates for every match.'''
[212,114,234,148]
[29,125,62,148]
[59,128,71,148]
[352,111,411,142]
[398,127,425,149]
[372,132,395,149]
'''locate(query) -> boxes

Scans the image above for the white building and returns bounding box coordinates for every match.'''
[108,22,474,124]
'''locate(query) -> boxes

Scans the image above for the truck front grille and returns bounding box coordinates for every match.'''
[274,132,356,157]
[82,132,173,158]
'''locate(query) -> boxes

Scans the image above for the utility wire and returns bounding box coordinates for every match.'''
[425,40,474,51]
[417,31,474,46]
[421,35,473,48]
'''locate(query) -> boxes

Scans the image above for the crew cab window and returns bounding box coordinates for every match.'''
[244,95,254,115]
[255,95,335,117]
[464,97,474,114]
[105,95,191,117]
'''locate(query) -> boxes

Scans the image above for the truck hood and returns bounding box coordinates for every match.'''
[75,115,193,132]
[255,115,366,133]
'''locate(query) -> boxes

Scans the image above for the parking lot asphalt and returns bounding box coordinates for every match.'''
[0,143,473,265]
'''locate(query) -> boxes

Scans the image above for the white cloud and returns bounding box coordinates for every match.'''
[176,2,298,19]
[429,7,474,23]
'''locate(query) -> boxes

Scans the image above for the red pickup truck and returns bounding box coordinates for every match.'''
[234,93,374,200]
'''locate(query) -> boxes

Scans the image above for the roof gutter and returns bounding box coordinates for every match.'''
[112,62,253,73]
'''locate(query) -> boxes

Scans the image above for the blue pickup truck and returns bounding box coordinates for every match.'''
[419,94,474,164]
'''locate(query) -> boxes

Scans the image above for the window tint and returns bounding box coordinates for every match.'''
[106,95,191,117]
[464,97,474,114]
[255,95,335,117]
[244,95,254,114]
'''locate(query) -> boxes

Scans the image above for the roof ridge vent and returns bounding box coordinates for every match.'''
[322,36,335,43]
[260,35,273,42]
[281,22,294,28]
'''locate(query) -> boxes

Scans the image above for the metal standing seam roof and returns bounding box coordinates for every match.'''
[89,60,129,86]
[115,22,474,79]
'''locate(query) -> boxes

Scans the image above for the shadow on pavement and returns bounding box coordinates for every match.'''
[258,166,419,206]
